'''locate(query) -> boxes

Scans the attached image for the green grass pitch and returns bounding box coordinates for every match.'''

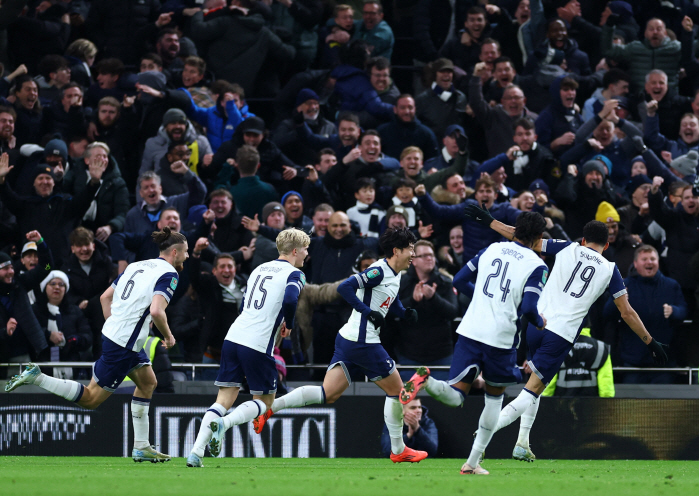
[1,458,697,496]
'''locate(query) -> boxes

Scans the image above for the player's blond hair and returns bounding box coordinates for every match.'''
[276,228,311,255]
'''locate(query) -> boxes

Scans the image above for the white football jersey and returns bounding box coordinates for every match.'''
[102,258,179,352]
[225,259,305,355]
[538,240,626,343]
[458,241,548,349]
[340,258,401,344]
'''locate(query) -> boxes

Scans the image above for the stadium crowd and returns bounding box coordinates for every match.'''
[2,0,699,387]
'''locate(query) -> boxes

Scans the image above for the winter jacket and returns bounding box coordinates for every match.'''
[63,155,130,233]
[270,0,321,69]
[413,0,468,63]
[273,116,337,166]
[62,242,115,307]
[418,193,521,260]
[644,113,699,160]
[32,296,92,362]
[648,189,699,290]
[189,10,295,97]
[85,0,160,65]
[415,85,466,141]
[468,76,539,157]
[604,270,686,366]
[184,90,253,153]
[140,122,213,175]
[306,232,379,284]
[535,76,584,156]
[377,115,439,162]
[330,65,394,120]
[397,266,458,362]
[601,25,684,93]
[352,19,394,59]
[7,3,71,73]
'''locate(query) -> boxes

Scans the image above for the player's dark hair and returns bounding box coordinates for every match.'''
[152,226,187,252]
[582,220,609,246]
[514,211,546,247]
[379,227,417,256]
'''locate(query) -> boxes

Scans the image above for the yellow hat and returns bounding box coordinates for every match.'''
[595,201,620,223]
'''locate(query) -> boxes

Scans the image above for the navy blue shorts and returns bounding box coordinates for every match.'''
[93,337,150,392]
[526,324,574,385]
[215,340,277,395]
[449,335,522,387]
[329,334,396,385]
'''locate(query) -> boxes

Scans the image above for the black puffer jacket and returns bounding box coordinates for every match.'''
[62,241,115,306]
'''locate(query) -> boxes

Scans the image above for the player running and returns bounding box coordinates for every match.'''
[5,227,187,463]
[253,227,427,463]
[464,204,669,463]
[400,212,550,474]
[186,228,309,467]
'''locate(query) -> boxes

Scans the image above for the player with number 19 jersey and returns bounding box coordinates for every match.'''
[537,239,626,344]
[102,258,179,352]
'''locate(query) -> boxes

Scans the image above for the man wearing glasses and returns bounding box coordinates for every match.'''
[353,1,395,59]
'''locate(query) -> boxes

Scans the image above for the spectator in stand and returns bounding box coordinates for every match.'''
[85,0,161,65]
[0,231,52,377]
[62,227,115,359]
[226,145,280,219]
[273,88,337,166]
[330,39,394,123]
[648,176,699,315]
[380,399,438,458]
[437,225,464,276]
[487,1,532,71]
[554,157,621,240]
[63,142,129,242]
[86,96,139,189]
[310,203,334,237]
[282,190,314,233]
[205,189,255,266]
[601,15,687,94]
[0,155,104,267]
[33,270,92,375]
[140,108,213,175]
[296,111,361,164]
[183,80,249,154]
[469,62,538,157]
[40,83,87,141]
[64,38,97,89]
[179,57,213,108]
[0,106,18,165]
[35,55,72,105]
[415,58,466,140]
[412,0,468,64]
[416,176,521,260]
[352,1,394,59]
[13,138,70,196]
[644,100,699,161]
[188,239,248,377]
[638,69,692,142]
[395,240,458,380]
[378,94,439,161]
[535,76,584,157]
[318,4,355,69]
[5,75,42,148]
[154,29,183,73]
[582,69,631,122]
[213,116,299,195]
[248,202,288,269]
[424,124,464,174]
[323,130,398,210]
[483,56,548,114]
[10,231,52,305]
[347,177,385,238]
[139,53,164,73]
[187,0,296,97]
[618,175,653,235]
[152,143,199,197]
[84,58,125,109]
[598,201,638,278]
[500,118,559,193]
[525,10,590,76]
[439,6,492,73]
[267,0,322,72]
[357,57,400,130]
[124,170,207,234]
[604,245,686,384]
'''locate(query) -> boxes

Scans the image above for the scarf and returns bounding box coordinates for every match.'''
[432,82,454,102]
[47,303,72,379]
[513,142,537,175]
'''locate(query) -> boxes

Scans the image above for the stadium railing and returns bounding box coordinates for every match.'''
[1,362,697,384]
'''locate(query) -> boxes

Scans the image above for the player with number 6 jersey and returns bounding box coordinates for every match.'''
[463,204,670,465]
[5,227,189,463]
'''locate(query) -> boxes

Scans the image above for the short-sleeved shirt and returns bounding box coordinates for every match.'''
[339,258,401,344]
[225,259,305,356]
[538,240,627,343]
[458,241,548,350]
[102,258,179,352]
